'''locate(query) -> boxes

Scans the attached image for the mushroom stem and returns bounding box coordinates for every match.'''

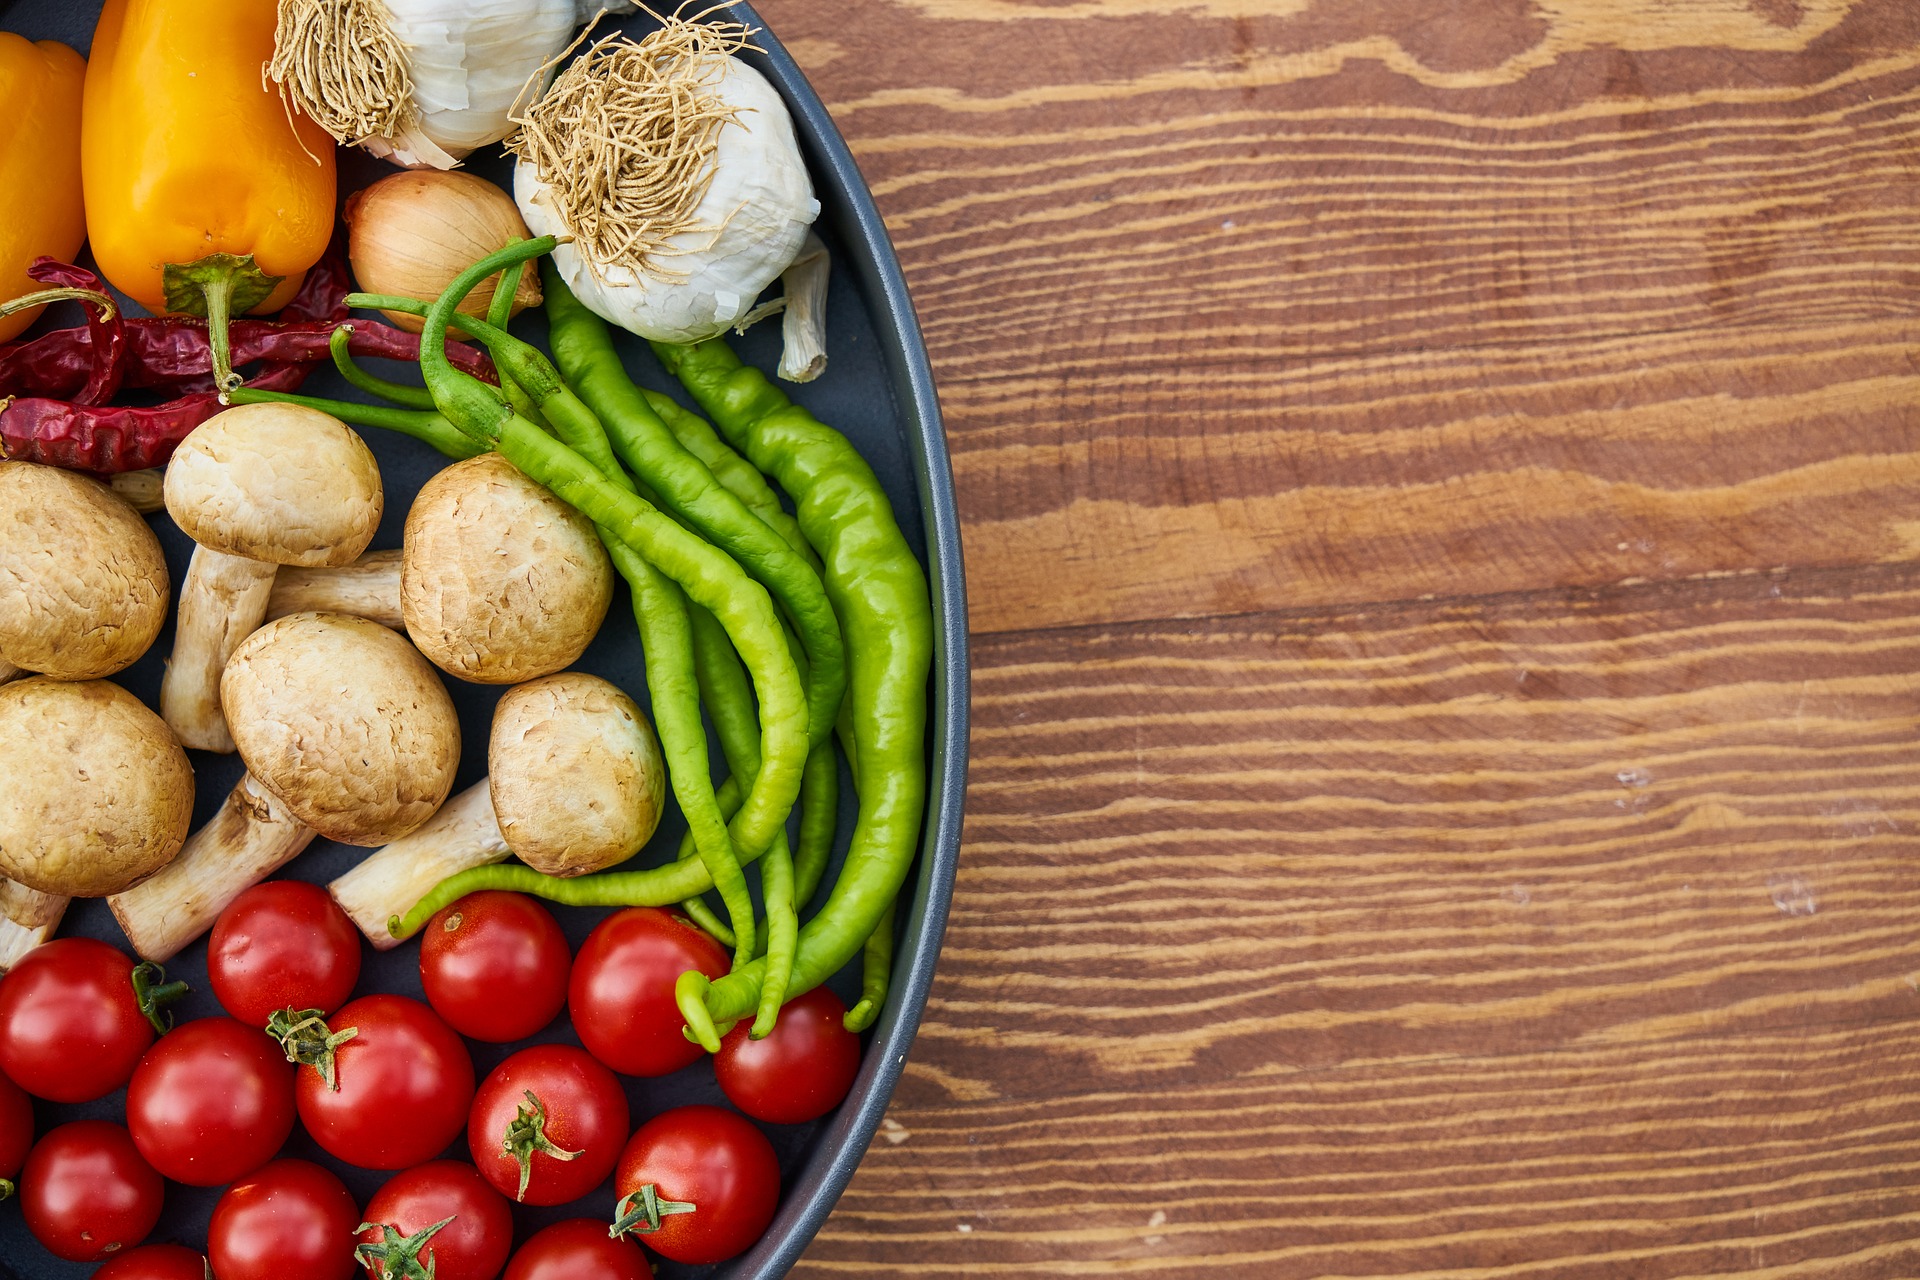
[0,879,67,970]
[328,780,509,948]
[160,547,279,752]
[268,548,404,630]
[109,773,316,961]
[108,469,165,514]
[0,658,17,686]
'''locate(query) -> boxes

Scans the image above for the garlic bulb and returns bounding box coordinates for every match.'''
[510,20,819,344]
[269,0,636,170]
[346,170,542,332]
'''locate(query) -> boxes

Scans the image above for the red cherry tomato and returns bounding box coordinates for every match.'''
[421,891,570,1042]
[95,1244,210,1280]
[289,994,474,1170]
[611,1106,779,1265]
[569,908,726,1077]
[505,1219,650,1280]
[468,1043,628,1206]
[209,881,362,1027]
[357,1160,513,1280]
[0,938,157,1101]
[210,1159,360,1280]
[127,1016,295,1185]
[0,1066,33,1191]
[714,986,861,1124]
[19,1120,162,1262]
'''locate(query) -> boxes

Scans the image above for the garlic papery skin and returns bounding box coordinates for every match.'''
[514,54,819,344]
[347,170,542,332]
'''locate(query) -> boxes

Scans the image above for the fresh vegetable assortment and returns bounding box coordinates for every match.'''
[0,1,935,1275]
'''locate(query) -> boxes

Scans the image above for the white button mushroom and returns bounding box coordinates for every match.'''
[0,678,194,900]
[400,453,613,684]
[111,612,460,961]
[0,462,170,680]
[330,671,665,947]
[160,403,384,753]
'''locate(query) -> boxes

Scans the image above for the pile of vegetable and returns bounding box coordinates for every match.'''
[0,3,930,1276]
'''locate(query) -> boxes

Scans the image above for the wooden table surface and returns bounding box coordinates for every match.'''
[759,0,1920,1275]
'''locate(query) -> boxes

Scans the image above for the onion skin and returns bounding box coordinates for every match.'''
[347,171,541,334]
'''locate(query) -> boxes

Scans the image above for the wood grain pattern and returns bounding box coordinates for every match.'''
[754,0,1920,1273]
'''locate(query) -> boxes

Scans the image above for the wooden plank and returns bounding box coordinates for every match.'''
[766,0,1920,379]
[762,0,1920,634]
[946,318,1920,633]
[800,564,1920,1273]
[802,1021,1920,1277]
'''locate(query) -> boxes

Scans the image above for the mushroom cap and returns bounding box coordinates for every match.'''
[0,463,170,679]
[0,678,193,896]
[164,402,383,567]
[401,453,613,684]
[489,671,665,877]
[223,612,461,846]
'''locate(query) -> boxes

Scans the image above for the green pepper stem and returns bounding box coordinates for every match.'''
[228,385,481,460]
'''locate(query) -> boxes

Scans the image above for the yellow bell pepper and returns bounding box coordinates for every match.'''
[82,0,337,390]
[0,35,86,344]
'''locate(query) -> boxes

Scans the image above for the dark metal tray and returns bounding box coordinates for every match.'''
[0,3,967,1276]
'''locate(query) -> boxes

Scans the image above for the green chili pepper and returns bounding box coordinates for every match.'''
[843,898,896,1033]
[652,336,932,1049]
[487,258,526,331]
[688,604,796,1032]
[329,325,436,409]
[227,383,481,460]
[544,267,846,752]
[639,386,817,570]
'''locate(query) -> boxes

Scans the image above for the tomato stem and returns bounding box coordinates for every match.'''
[267,1007,360,1091]
[502,1089,582,1202]
[353,1214,455,1280]
[609,1184,697,1238]
[130,961,189,1035]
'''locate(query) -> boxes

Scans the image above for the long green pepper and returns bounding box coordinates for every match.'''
[653,336,931,1047]
[544,268,846,751]
[380,241,808,928]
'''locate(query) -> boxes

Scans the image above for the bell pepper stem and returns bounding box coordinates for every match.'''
[161,252,286,401]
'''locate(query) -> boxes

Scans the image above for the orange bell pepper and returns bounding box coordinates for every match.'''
[0,35,86,344]
[82,0,336,391]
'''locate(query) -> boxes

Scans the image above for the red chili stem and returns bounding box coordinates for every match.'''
[21,259,126,405]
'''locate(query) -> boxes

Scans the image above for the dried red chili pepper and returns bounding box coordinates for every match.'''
[0,362,309,473]
[21,260,125,405]
[1,314,494,399]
